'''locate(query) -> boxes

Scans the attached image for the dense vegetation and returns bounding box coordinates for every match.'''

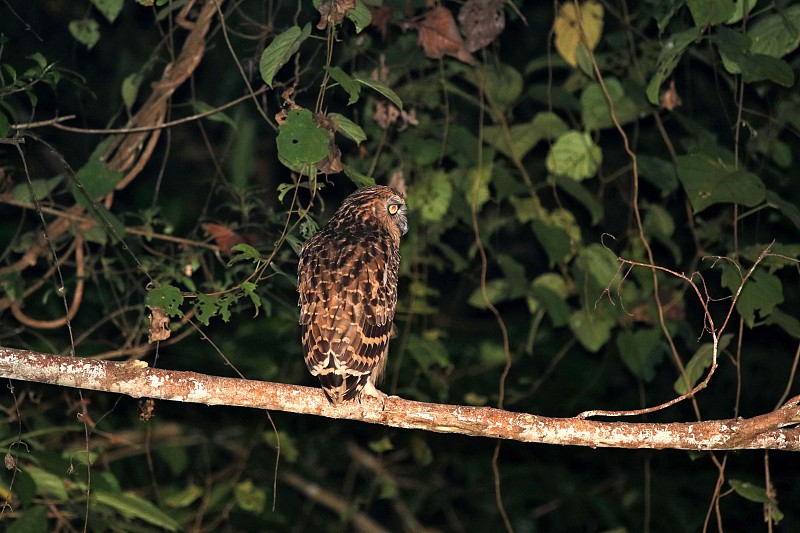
[2,0,800,531]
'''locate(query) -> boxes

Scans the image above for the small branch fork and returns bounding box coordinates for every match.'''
[2,347,799,451]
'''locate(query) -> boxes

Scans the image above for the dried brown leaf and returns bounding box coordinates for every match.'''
[417,6,476,65]
[370,6,391,39]
[203,223,248,254]
[148,306,171,343]
[660,80,682,111]
[317,0,356,30]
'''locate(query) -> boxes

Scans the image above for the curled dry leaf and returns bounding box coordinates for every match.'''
[417,6,476,65]
[660,79,682,111]
[203,223,249,254]
[148,306,171,343]
[458,0,506,52]
[317,142,344,175]
[374,100,402,129]
[316,0,356,30]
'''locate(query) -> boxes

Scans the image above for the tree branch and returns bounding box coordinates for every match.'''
[1,347,798,451]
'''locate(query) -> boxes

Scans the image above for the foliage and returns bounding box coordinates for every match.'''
[1,0,800,531]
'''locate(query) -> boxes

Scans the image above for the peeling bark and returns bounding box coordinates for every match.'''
[1,347,798,451]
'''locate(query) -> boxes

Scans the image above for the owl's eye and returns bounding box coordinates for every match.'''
[387,204,400,215]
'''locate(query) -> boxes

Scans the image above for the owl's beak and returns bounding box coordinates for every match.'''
[398,217,408,236]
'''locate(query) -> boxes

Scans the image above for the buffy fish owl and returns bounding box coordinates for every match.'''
[297,185,407,404]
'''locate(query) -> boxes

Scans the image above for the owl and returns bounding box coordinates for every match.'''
[298,185,408,405]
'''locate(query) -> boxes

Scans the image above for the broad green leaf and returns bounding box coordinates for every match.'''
[409,170,452,223]
[726,0,758,24]
[747,5,800,58]
[121,72,143,112]
[343,164,376,187]
[646,28,700,104]
[763,308,800,339]
[497,254,528,299]
[729,479,773,504]
[483,63,523,111]
[531,217,574,266]
[13,177,62,202]
[469,278,510,308]
[765,190,800,230]
[546,131,602,181]
[69,19,101,49]
[407,331,450,369]
[328,112,366,144]
[82,203,126,244]
[576,243,618,288]
[581,78,639,130]
[617,328,664,382]
[676,155,765,213]
[569,310,614,352]
[7,505,48,533]
[674,334,732,394]
[484,112,568,160]
[716,27,794,87]
[347,0,372,33]
[354,75,403,109]
[229,115,255,188]
[72,158,124,203]
[1,270,24,301]
[637,155,678,195]
[24,465,68,500]
[235,480,266,514]
[721,266,784,327]
[93,490,181,531]
[688,0,735,27]
[468,161,492,211]
[145,284,184,318]
[92,0,124,23]
[325,66,361,105]
[259,24,311,87]
[276,109,330,171]
[528,282,570,327]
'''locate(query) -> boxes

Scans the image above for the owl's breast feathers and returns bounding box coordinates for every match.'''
[298,223,400,404]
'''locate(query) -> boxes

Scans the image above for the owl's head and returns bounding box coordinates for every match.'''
[331,185,408,240]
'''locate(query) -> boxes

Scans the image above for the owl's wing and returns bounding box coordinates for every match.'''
[299,236,397,403]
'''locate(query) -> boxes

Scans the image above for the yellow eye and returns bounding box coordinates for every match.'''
[388,204,400,215]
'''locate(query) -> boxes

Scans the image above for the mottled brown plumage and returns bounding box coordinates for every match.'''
[298,185,408,404]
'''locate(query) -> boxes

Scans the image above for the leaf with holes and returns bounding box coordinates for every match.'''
[146,284,184,318]
[676,154,765,213]
[276,109,330,172]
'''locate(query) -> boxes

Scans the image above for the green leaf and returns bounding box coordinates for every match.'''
[262,430,300,462]
[343,165,377,187]
[24,465,68,500]
[721,266,784,327]
[747,5,800,59]
[92,0,124,23]
[569,310,614,353]
[576,243,618,288]
[354,75,403,109]
[242,280,262,317]
[191,99,237,128]
[617,328,664,382]
[716,27,794,87]
[409,170,452,223]
[164,484,204,508]
[7,505,48,533]
[763,308,800,339]
[553,175,603,225]
[325,66,361,105]
[234,480,266,514]
[528,282,570,327]
[228,243,263,264]
[482,63,523,112]
[674,334,732,394]
[328,112,366,144]
[13,177,62,202]
[0,110,9,137]
[72,158,124,204]
[676,154,765,214]
[469,278,510,308]
[276,109,330,172]
[728,479,773,504]
[407,331,451,369]
[484,112,568,160]
[646,28,700,105]
[93,490,181,531]
[145,284,184,318]
[546,131,602,181]
[688,0,735,27]
[637,155,678,195]
[726,0,758,24]
[69,19,101,49]
[259,24,311,87]
[194,293,219,326]
[347,0,372,33]
[121,73,143,112]
[531,217,574,266]
[581,78,639,130]
[368,436,394,453]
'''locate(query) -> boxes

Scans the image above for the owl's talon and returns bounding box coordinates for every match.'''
[359,380,388,410]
